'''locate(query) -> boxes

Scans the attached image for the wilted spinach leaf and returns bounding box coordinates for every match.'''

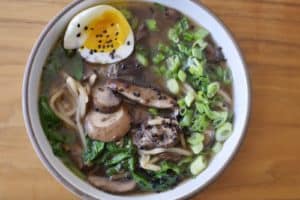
[83,137,105,164]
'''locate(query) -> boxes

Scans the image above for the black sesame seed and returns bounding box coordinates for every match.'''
[89,50,93,55]
[84,26,88,30]
[90,27,94,30]
[103,30,107,33]
[111,23,114,26]
[115,32,119,36]
[98,40,102,43]
[94,49,97,53]
[106,35,110,38]
[95,108,100,112]
[77,23,80,28]
[76,33,81,37]
[98,45,101,48]
[127,41,130,46]
[106,40,112,44]
[100,34,103,37]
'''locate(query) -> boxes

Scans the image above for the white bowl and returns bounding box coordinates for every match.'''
[22,0,251,199]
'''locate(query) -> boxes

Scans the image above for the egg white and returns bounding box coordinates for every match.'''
[64,5,134,64]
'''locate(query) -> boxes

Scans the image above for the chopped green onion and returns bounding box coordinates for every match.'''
[168,28,179,43]
[157,43,171,54]
[190,155,207,175]
[136,53,149,66]
[211,111,228,128]
[166,55,181,72]
[215,122,232,142]
[152,53,165,64]
[184,91,195,107]
[196,91,209,104]
[176,17,190,32]
[177,43,190,55]
[194,28,209,40]
[183,31,194,41]
[180,110,193,127]
[166,78,180,94]
[177,98,186,109]
[195,102,206,114]
[191,114,209,132]
[178,70,187,82]
[192,46,203,60]
[212,142,223,154]
[191,143,204,154]
[148,108,158,116]
[187,133,204,145]
[189,58,204,76]
[145,19,158,31]
[207,82,220,98]
[193,39,208,51]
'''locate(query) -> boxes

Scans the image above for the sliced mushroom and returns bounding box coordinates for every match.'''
[88,175,136,193]
[92,86,121,113]
[107,79,176,109]
[133,117,179,149]
[84,106,131,142]
[127,105,150,125]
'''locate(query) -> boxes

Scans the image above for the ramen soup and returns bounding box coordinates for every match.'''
[39,2,233,194]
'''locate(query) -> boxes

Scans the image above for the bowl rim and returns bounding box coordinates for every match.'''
[22,0,251,199]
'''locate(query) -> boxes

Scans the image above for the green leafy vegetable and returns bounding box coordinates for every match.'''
[83,137,105,164]
[65,52,84,80]
[39,96,85,179]
[132,170,179,192]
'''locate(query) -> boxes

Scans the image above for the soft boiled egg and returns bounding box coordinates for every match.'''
[64,5,134,64]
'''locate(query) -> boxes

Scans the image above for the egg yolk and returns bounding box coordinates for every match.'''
[83,9,130,53]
